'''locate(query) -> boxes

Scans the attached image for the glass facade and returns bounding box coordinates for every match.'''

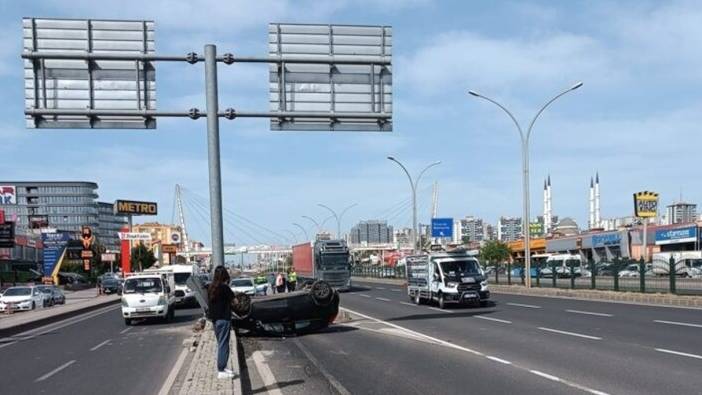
[96,202,128,251]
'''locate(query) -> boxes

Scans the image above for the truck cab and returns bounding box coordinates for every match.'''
[407,250,489,309]
[121,273,176,325]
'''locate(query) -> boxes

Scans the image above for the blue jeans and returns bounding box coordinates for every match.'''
[214,319,231,372]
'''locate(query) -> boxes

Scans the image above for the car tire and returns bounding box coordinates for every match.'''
[414,293,422,305]
[125,318,132,326]
[438,293,445,309]
[310,281,334,307]
[32,302,36,310]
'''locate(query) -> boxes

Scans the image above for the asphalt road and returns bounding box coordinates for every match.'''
[242,281,702,395]
[0,305,201,395]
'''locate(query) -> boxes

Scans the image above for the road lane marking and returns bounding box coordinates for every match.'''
[400,302,417,307]
[475,316,512,324]
[0,305,119,350]
[566,309,613,317]
[375,297,391,302]
[538,327,602,340]
[486,356,512,365]
[390,289,401,292]
[90,339,111,351]
[252,351,283,395]
[655,348,702,360]
[359,294,371,298]
[35,360,76,382]
[506,302,541,309]
[375,287,385,290]
[428,307,452,313]
[341,307,610,395]
[654,320,702,328]
[157,348,189,395]
[294,339,351,395]
[120,327,132,334]
[530,370,561,382]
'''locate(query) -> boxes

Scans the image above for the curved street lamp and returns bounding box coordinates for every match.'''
[292,222,309,241]
[387,157,442,253]
[317,203,358,238]
[467,82,582,287]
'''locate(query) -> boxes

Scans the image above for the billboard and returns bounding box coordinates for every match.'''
[633,191,659,218]
[431,218,453,238]
[118,232,151,241]
[592,232,622,248]
[655,226,697,245]
[268,23,392,132]
[114,200,158,215]
[0,185,16,205]
[42,231,72,276]
[529,222,544,237]
[23,18,156,129]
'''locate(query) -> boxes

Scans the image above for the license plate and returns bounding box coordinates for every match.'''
[463,293,478,299]
[136,307,150,312]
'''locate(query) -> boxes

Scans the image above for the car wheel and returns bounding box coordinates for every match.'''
[124,318,132,326]
[438,293,445,309]
[414,292,422,305]
[310,281,334,307]
[32,302,36,310]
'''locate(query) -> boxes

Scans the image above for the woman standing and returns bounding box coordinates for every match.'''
[208,266,235,379]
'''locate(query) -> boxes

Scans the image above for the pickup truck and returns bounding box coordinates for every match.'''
[406,250,489,309]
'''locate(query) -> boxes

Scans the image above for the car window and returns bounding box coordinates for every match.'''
[123,278,163,294]
[4,288,32,296]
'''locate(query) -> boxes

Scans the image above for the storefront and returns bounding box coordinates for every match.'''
[655,225,698,252]
[585,231,630,262]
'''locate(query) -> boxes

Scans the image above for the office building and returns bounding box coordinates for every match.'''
[497,216,522,242]
[96,202,128,251]
[666,202,697,225]
[349,220,393,244]
[459,216,485,243]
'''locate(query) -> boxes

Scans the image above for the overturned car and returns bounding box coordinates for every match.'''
[230,281,339,335]
[187,276,339,335]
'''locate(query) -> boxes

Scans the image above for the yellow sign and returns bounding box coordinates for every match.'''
[633,191,659,218]
[114,200,158,215]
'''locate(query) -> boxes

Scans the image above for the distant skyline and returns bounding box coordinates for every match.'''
[3,1,702,246]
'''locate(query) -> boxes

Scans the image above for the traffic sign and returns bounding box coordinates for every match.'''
[431,218,453,238]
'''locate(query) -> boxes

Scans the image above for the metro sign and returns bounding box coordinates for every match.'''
[114,200,158,216]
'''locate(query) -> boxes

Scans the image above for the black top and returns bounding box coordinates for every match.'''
[208,283,234,322]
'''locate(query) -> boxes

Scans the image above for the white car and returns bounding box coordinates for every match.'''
[121,274,176,326]
[0,286,45,312]
[230,277,257,295]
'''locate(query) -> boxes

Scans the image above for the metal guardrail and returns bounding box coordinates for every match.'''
[351,257,702,296]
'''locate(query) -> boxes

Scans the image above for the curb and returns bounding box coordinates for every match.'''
[0,297,120,338]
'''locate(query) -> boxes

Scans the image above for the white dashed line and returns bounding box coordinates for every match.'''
[90,339,111,351]
[359,294,371,298]
[120,327,132,334]
[486,356,512,365]
[428,307,452,313]
[474,316,512,324]
[538,327,602,340]
[35,360,76,382]
[375,297,391,302]
[653,320,702,328]
[390,289,401,292]
[566,309,613,317]
[530,370,561,382]
[655,348,702,360]
[375,287,385,290]
[506,302,541,309]
[400,302,417,307]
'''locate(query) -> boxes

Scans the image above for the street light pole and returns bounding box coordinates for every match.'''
[292,222,309,242]
[387,157,441,254]
[468,82,582,288]
[302,215,321,233]
[317,203,358,239]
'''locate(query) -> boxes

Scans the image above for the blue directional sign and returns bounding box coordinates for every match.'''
[42,231,72,276]
[431,218,454,238]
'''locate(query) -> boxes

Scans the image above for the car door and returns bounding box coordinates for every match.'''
[32,288,42,308]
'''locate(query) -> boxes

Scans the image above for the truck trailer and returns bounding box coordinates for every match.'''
[292,240,351,291]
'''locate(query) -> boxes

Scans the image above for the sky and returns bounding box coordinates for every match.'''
[2,0,702,246]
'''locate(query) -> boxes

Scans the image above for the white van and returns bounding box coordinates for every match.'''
[144,264,198,306]
[543,254,583,278]
[121,273,176,326]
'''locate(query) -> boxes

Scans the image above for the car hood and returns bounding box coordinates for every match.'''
[1,295,33,303]
[232,286,255,293]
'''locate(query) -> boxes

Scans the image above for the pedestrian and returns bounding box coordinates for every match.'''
[276,272,286,293]
[207,266,236,379]
[287,268,297,292]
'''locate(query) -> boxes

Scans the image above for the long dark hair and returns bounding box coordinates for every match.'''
[208,265,230,302]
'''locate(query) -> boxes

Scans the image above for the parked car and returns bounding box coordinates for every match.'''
[49,286,66,305]
[101,275,122,294]
[0,286,45,312]
[231,277,257,296]
[36,285,58,307]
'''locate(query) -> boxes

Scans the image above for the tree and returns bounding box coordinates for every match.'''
[479,240,511,266]
[131,243,157,271]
